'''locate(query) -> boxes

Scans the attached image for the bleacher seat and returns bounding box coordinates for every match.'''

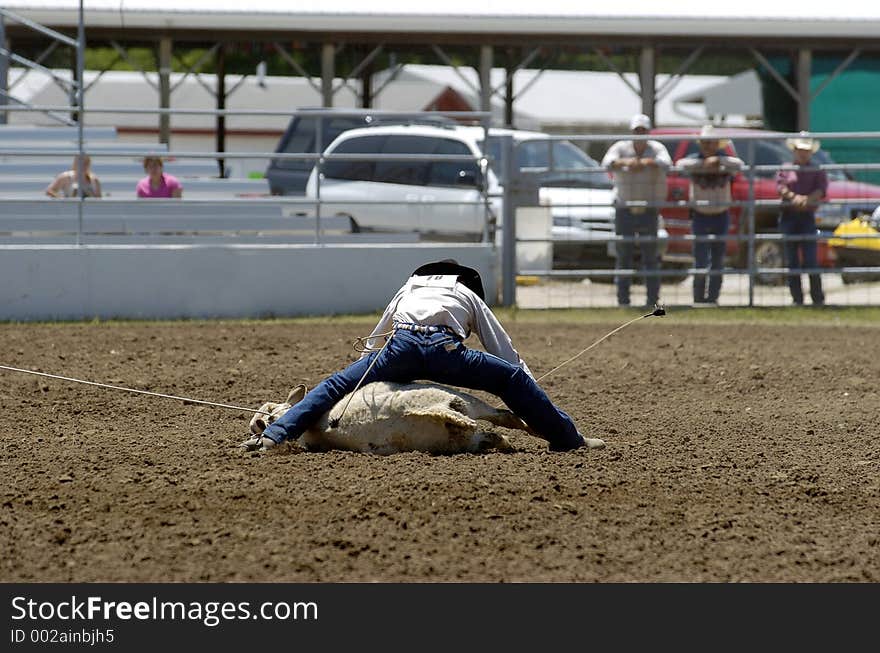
[0,125,119,141]
[0,198,417,245]
[0,176,270,198]
[0,157,219,176]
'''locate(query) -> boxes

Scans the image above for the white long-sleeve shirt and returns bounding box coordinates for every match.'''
[678,151,744,215]
[601,140,672,206]
[362,274,534,378]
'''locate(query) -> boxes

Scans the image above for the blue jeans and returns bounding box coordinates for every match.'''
[614,208,660,306]
[261,329,583,450]
[691,211,730,303]
[779,211,824,305]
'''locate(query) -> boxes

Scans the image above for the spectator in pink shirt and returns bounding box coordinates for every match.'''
[136,156,183,198]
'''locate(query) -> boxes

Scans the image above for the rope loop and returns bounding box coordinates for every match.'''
[352,328,395,354]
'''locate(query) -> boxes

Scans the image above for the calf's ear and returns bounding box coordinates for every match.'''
[286,384,307,405]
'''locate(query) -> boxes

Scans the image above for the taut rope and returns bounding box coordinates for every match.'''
[329,330,396,428]
[535,306,666,383]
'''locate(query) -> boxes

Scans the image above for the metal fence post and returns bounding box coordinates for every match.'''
[500,134,516,307]
[75,0,85,246]
[314,114,323,244]
[745,138,756,306]
[0,14,8,126]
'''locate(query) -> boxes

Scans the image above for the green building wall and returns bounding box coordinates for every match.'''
[759,55,880,184]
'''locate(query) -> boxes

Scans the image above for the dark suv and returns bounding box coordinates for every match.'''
[265,108,457,195]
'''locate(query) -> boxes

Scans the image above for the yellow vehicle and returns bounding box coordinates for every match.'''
[829,215,880,283]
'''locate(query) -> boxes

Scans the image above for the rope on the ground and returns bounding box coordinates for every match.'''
[0,364,271,415]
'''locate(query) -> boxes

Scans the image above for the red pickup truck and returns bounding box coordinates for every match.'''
[652,128,880,283]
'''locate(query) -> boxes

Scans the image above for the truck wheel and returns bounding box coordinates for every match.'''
[754,240,785,286]
[661,262,690,285]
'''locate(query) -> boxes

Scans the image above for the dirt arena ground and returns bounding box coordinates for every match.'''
[2,312,878,583]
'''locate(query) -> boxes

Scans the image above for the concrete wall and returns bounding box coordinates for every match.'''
[0,244,497,322]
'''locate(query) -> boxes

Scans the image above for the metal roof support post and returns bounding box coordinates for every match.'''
[495,46,543,128]
[639,45,656,125]
[341,44,383,108]
[216,43,226,177]
[158,36,172,145]
[796,48,812,131]
[361,65,373,108]
[504,62,514,127]
[479,44,493,114]
[321,43,334,107]
[0,14,7,125]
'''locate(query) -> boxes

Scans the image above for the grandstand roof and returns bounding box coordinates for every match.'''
[4,1,880,44]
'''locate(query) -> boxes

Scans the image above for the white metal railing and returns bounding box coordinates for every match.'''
[3,125,880,304]
[4,40,880,306]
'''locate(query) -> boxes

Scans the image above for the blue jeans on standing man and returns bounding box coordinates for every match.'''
[691,210,730,303]
[779,211,825,305]
[260,327,584,451]
[614,208,660,307]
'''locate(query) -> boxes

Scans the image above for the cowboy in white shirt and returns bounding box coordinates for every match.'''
[252,260,604,452]
[678,125,744,305]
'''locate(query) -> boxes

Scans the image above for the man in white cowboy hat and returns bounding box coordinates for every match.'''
[678,125,743,306]
[601,113,672,307]
[776,132,826,306]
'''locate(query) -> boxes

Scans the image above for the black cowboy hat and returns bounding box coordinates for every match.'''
[411,259,485,301]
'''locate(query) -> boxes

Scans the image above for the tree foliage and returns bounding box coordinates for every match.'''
[62,43,753,79]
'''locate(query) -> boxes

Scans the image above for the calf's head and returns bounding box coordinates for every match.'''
[249,384,307,434]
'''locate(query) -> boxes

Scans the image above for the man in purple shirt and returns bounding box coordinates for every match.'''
[776,134,827,306]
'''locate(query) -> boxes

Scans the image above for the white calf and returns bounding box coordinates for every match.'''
[244,381,536,455]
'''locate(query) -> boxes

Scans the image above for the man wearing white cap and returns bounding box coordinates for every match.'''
[776,133,826,306]
[601,113,671,307]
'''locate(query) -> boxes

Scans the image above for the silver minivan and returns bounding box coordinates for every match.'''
[305,123,666,271]
[266,109,455,196]
[304,124,499,240]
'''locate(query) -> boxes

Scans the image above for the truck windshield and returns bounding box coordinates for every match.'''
[479,138,613,189]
